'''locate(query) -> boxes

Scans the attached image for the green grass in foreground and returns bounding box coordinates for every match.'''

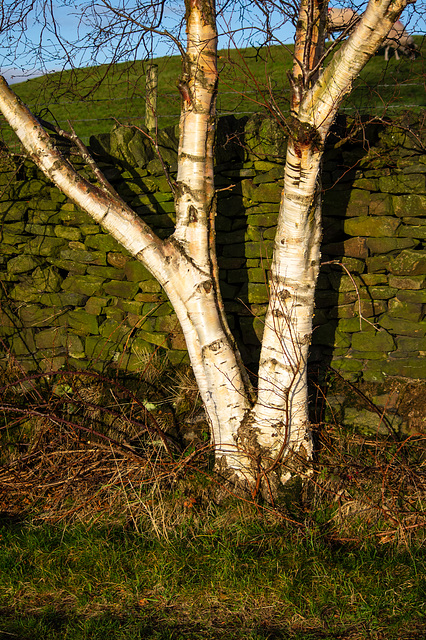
[1,504,425,640]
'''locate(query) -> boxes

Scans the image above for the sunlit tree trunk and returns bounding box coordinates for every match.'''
[239,0,411,490]
[0,0,414,496]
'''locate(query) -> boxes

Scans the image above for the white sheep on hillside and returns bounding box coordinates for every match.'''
[327,7,359,37]
[327,8,419,61]
[382,20,418,60]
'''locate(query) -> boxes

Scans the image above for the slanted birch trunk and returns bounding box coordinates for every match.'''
[0,0,415,497]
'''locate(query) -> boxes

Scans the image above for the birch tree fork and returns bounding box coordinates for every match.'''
[0,0,417,496]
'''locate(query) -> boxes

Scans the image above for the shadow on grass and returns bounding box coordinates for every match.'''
[0,609,401,640]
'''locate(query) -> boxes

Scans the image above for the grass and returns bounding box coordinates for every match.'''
[1,503,425,639]
[0,37,425,148]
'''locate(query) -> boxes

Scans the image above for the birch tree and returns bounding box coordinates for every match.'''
[0,0,418,497]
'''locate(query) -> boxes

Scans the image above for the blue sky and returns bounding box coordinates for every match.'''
[0,1,423,84]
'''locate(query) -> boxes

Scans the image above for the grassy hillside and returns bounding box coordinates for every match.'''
[1,38,424,148]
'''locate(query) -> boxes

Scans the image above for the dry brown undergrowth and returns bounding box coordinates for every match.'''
[0,363,425,544]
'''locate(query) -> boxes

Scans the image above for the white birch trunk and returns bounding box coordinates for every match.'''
[240,0,413,490]
[0,0,251,478]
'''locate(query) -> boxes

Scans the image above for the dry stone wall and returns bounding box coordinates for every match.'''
[0,115,425,388]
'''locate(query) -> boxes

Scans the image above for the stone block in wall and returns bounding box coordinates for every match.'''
[312,323,351,348]
[392,194,426,217]
[126,313,149,329]
[166,350,190,365]
[243,241,274,260]
[140,301,171,316]
[217,257,245,270]
[364,285,397,300]
[102,280,140,298]
[388,275,425,290]
[0,201,28,221]
[39,355,66,372]
[81,224,100,236]
[86,265,125,280]
[351,331,395,352]
[246,213,278,228]
[62,274,106,297]
[23,236,66,256]
[379,314,426,338]
[9,330,36,356]
[47,258,87,275]
[366,237,416,254]
[169,332,187,350]
[54,226,82,241]
[343,216,400,237]
[247,268,269,283]
[85,233,123,252]
[99,318,131,343]
[356,299,387,317]
[136,329,169,348]
[115,299,143,315]
[27,210,62,225]
[338,317,377,333]
[327,304,355,319]
[361,274,388,285]
[0,308,16,329]
[239,317,262,345]
[368,193,393,216]
[0,227,28,246]
[351,350,388,360]
[387,250,426,276]
[388,298,423,322]
[379,173,426,194]
[398,226,426,240]
[58,208,91,225]
[66,334,86,359]
[397,336,426,352]
[105,307,124,323]
[246,283,268,304]
[331,358,363,374]
[366,255,390,272]
[25,223,56,236]
[124,261,151,281]
[244,115,287,162]
[7,254,42,274]
[18,305,67,328]
[85,335,118,360]
[322,237,368,259]
[35,326,67,350]
[107,252,131,269]
[154,315,181,333]
[315,290,358,307]
[343,407,398,436]
[362,362,385,383]
[30,266,61,292]
[15,180,48,198]
[66,309,100,336]
[351,177,379,191]
[131,192,173,208]
[217,229,245,245]
[397,289,426,303]
[59,248,106,266]
[244,226,262,242]
[380,358,426,379]
[345,189,370,216]
[10,278,61,304]
[135,293,163,303]
[240,180,282,204]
